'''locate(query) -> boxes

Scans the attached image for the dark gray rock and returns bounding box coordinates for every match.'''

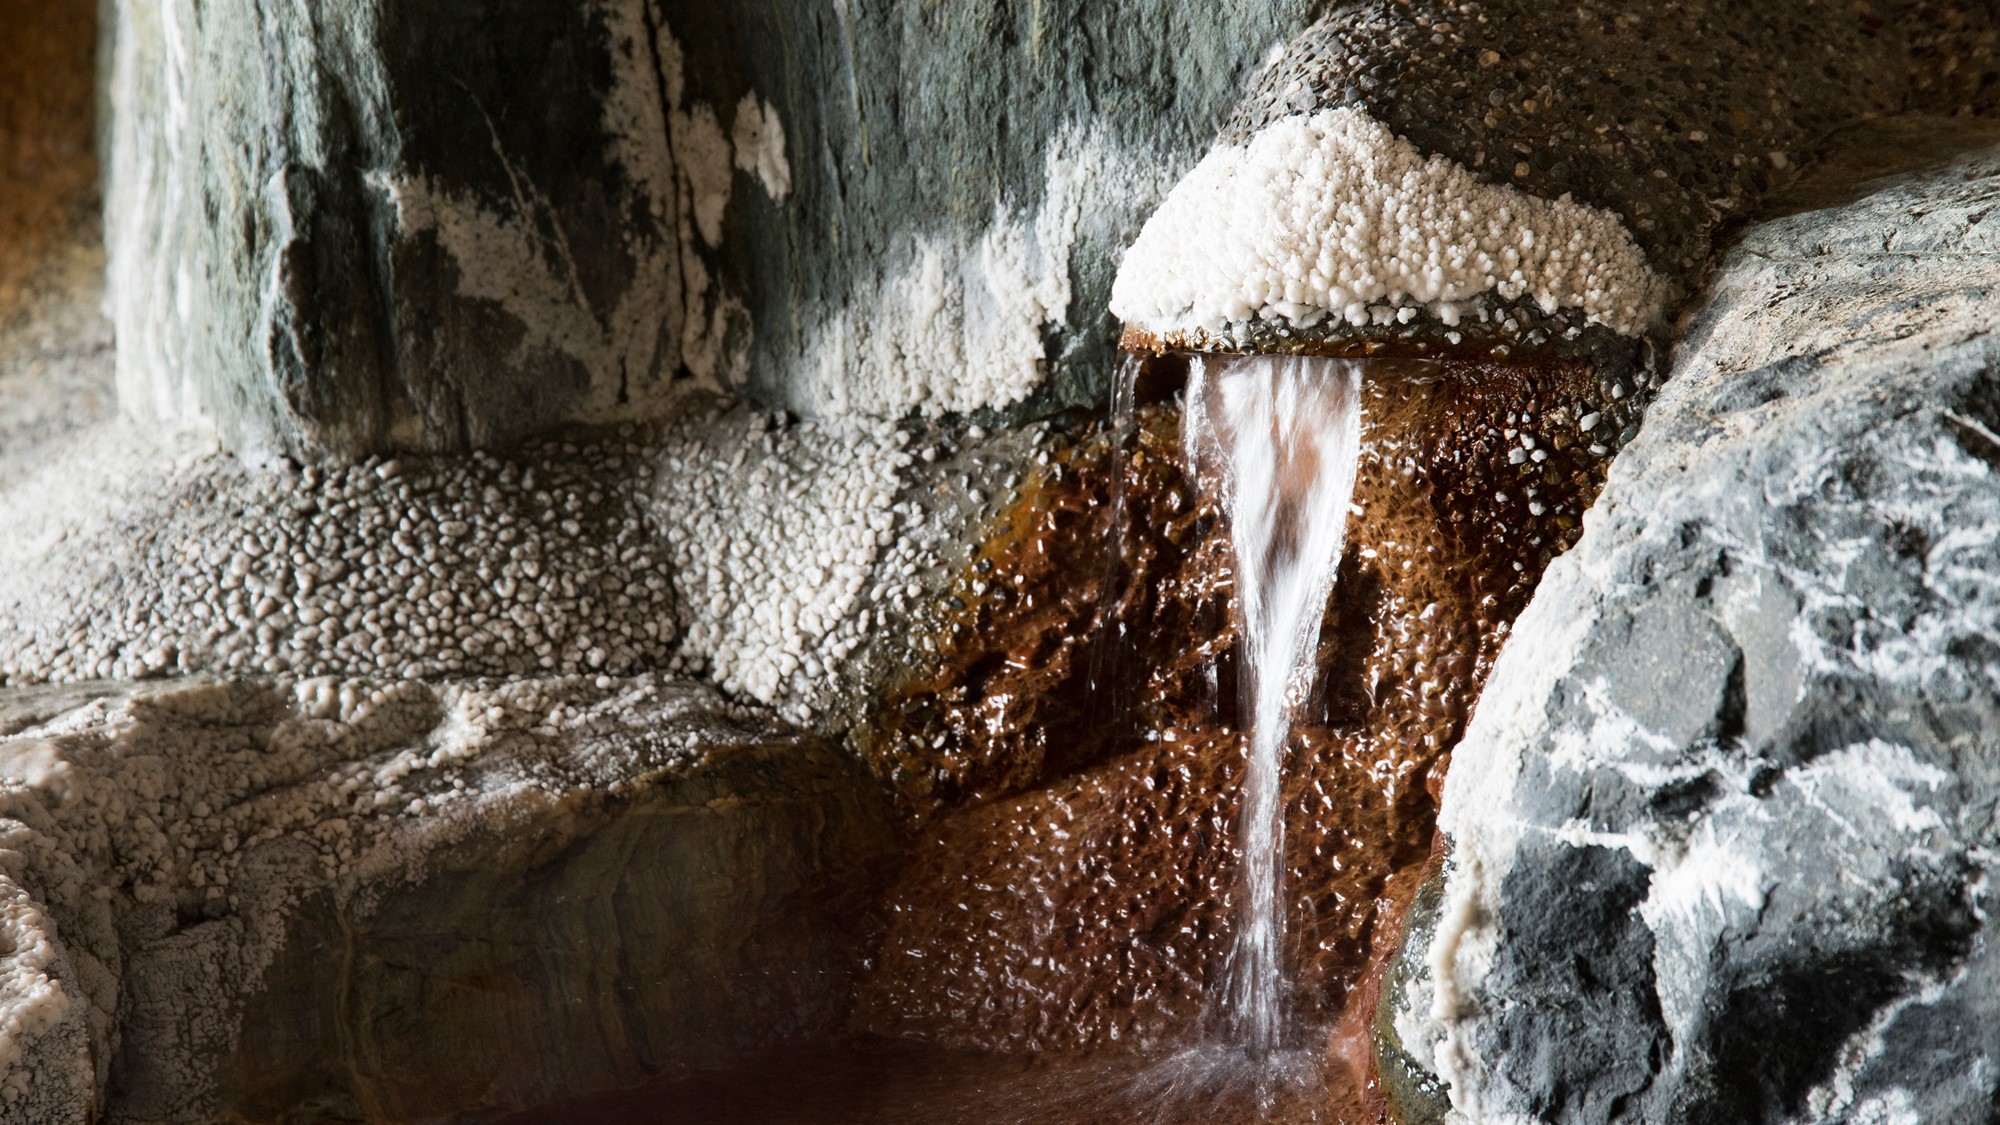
[664,0,1317,422]
[205,720,897,1124]
[104,0,687,456]
[1384,140,2000,1123]
[102,0,1317,455]
[1109,2,2000,403]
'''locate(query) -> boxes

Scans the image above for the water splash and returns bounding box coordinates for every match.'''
[1182,354,1365,1057]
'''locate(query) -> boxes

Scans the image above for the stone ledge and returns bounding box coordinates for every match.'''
[0,675,898,1125]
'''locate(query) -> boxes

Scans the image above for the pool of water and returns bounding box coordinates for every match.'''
[487,1033,1387,1125]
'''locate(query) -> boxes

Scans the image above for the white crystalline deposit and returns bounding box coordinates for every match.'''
[650,407,910,713]
[0,267,948,721]
[0,888,68,1072]
[796,126,1173,421]
[0,875,90,1119]
[645,406,1049,719]
[732,93,792,201]
[1109,107,1671,338]
[0,240,692,691]
[0,406,940,719]
[0,440,680,686]
[0,674,780,1123]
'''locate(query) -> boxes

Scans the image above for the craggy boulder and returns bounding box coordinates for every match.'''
[1382,138,2000,1124]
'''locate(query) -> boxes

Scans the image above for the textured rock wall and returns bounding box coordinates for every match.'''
[58,1,2000,1121]
[1111,0,2000,373]
[1383,136,2000,1125]
[1227,1,2000,286]
[212,722,895,1123]
[660,1,1317,422]
[101,0,1317,455]
[103,0,689,454]
[0,677,897,1125]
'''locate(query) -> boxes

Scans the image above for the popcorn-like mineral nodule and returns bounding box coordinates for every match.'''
[1110,108,1670,341]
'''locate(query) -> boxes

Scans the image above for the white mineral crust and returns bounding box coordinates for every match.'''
[1110,107,1671,338]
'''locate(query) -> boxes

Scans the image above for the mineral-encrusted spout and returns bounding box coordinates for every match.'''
[1110,0,2000,364]
[1109,106,1671,355]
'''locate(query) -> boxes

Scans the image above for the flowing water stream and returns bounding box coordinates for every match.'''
[498,353,1413,1125]
[1182,354,1366,1059]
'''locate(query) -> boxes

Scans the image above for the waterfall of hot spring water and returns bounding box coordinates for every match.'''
[1182,353,1365,1058]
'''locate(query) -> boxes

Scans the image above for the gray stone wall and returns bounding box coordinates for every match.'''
[665,0,1318,420]
[102,0,685,455]
[101,0,1317,456]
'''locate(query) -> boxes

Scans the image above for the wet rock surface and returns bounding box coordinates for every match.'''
[661,0,1321,424]
[47,2,2000,1123]
[853,351,1625,1090]
[103,0,2000,452]
[1114,0,2000,387]
[1385,140,2000,1124]
[104,0,698,454]
[102,0,1321,453]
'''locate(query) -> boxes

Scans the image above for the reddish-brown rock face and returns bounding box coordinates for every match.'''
[853,354,1625,1094]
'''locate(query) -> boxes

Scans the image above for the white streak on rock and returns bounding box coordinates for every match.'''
[650,13,752,391]
[676,102,734,249]
[1788,740,1950,839]
[732,93,792,201]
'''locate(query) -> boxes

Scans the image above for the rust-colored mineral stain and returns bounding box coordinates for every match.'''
[853,355,1617,1117]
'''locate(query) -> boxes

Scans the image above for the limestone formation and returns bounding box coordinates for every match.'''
[15,0,2000,1121]
[1115,0,2000,361]
[0,306,1038,732]
[103,0,705,455]
[0,676,896,1125]
[1381,136,2000,1125]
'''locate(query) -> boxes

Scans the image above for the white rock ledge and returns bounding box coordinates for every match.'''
[0,674,896,1124]
[1109,107,1671,340]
